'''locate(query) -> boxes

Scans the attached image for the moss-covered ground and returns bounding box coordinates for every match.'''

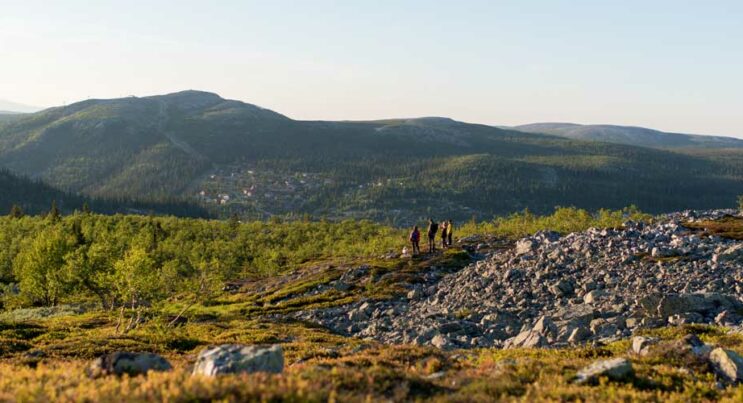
[0,215,743,402]
[0,242,741,402]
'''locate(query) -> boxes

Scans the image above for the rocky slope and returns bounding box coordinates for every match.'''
[299,210,743,349]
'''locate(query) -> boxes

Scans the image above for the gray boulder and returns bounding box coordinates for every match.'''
[656,293,741,317]
[568,326,592,344]
[710,348,743,383]
[505,330,547,349]
[630,336,658,356]
[192,344,284,376]
[575,358,633,384]
[87,352,172,378]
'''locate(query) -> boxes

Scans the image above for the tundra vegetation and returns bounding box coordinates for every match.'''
[0,206,742,401]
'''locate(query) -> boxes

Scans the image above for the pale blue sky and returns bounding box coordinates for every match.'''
[1,0,742,135]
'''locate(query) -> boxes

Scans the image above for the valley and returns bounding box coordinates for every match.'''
[1,91,743,223]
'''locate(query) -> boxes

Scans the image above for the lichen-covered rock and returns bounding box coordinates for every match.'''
[192,344,284,376]
[575,358,633,384]
[86,352,172,378]
[710,348,743,383]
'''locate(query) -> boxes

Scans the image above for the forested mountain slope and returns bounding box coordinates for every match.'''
[0,168,206,217]
[0,113,24,124]
[1,91,742,222]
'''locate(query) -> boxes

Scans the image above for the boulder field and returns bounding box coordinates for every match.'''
[299,210,743,349]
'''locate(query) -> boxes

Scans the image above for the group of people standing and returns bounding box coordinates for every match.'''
[408,218,453,256]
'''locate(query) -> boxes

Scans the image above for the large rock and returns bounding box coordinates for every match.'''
[86,352,172,378]
[575,358,634,384]
[568,326,591,344]
[505,330,547,349]
[656,293,741,317]
[192,344,284,376]
[710,348,743,383]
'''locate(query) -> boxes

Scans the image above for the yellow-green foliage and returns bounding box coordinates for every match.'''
[457,206,652,239]
[0,214,405,309]
[1,207,649,310]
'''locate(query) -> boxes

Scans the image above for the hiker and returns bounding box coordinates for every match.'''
[447,219,454,247]
[409,225,421,256]
[427,218,438,252]
[440,220,449,248]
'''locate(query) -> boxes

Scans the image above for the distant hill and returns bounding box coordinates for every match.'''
[0,99,42,114]
[1,90,742,222]
[511,123,743,149]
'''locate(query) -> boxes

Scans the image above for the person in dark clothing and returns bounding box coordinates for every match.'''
[440,220,449,248]
[427,218,438,253]
[409,225,421,256]
[447,220,454,247]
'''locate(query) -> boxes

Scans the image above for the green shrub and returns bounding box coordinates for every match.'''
[457,206,651,239]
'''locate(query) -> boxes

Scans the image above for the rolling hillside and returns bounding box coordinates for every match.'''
[1,91,742,223]
[512,122,743,149]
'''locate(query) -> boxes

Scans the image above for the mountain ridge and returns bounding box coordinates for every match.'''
[0,99,43,114]
[511,122,743,149]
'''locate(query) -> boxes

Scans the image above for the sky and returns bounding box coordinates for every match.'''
[1,0,742,136]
